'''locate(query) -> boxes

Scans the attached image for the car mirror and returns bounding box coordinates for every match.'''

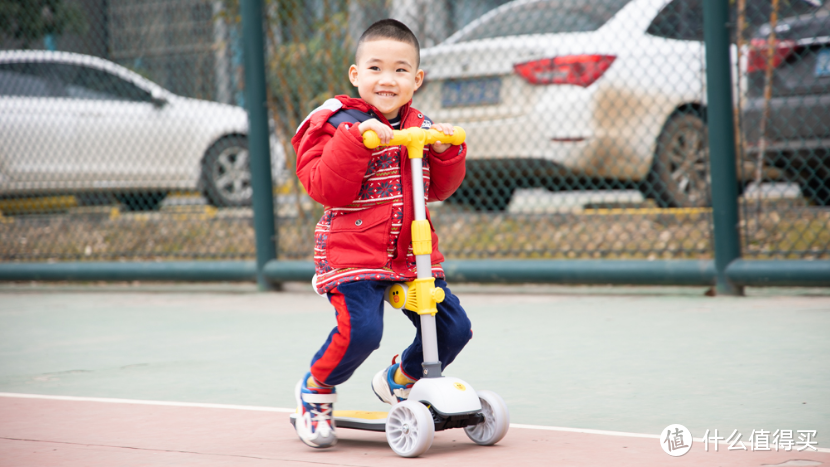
[150,90,168,108]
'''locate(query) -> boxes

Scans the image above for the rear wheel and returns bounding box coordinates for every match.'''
[445,160,517,211]
[465,390,510,446]
[201,136,252,207]
[642,112,710,208]
[801,175,830,206]
[796,152,830,206]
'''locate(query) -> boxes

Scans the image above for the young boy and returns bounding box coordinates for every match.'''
[290,19,471,449]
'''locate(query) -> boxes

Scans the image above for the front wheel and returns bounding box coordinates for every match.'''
[385,400,435,458]
[201,136,252,207]
[465,390,510,446]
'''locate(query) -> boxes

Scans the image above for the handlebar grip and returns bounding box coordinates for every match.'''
[363,131,382,149]
[362,126,466,149]
[426,126,465,146]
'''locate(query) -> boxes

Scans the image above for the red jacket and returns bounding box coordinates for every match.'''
[292,95,466,292]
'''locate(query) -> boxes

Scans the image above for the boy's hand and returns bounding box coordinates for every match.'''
[430,123,455,153]
[358,119,393,145]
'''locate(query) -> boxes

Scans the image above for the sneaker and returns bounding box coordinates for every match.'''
[371,358,414,405]
[294,372,337,448]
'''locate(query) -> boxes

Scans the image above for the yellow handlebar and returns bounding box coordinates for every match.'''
[363,126,466,151]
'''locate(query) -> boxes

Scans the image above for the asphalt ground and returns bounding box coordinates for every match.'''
[1,282,829,465]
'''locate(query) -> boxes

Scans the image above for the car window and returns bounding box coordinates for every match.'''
[55,64,152,102]
[455,0,632,42]
[646,0,822,42]
[0,62,60,97]
[646,0,704,41]
[743,0,822,27]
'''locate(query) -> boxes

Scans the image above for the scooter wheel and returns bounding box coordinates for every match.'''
[465,390,510,446]
[385,400,435,457]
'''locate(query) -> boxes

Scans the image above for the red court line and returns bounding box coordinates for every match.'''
[1,393,828,466]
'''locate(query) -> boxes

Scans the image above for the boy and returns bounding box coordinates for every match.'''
[290,19,471,449]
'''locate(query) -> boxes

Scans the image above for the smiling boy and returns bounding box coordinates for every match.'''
[290,19,472,449]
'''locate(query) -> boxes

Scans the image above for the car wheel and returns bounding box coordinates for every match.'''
[447,185,515,211]
[201,136,252,207]
[796,155,830,206]
[642,112,710,208]
[446,160,517,211]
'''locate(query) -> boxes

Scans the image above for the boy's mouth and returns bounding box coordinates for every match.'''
[376,91,397,97]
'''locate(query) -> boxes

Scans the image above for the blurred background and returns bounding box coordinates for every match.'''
[1,0,828,264]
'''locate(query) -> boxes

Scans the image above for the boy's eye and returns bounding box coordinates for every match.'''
[369,66,380,71]
[396,68,408,73]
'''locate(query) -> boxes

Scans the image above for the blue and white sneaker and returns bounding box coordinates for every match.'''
[294,372,337,448]
[371,358,414,405]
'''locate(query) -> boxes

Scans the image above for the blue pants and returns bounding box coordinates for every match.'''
[310,279,472,386]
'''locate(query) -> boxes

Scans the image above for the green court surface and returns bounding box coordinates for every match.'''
[1,282,828,445]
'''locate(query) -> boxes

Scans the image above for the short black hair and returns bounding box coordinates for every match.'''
[356,19,420,66]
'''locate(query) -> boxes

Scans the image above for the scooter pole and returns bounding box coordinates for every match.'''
[364,127,465,377]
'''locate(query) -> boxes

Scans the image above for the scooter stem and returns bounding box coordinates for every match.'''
[364,127,465,377]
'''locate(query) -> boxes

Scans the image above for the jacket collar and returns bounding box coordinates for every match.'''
[335,94,413,127]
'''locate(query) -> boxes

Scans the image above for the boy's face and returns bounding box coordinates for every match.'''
[349,39,424,120]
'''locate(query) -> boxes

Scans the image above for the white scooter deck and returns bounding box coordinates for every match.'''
[290,410,388,432]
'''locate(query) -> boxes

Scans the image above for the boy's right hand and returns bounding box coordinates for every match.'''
[358,118,393,145]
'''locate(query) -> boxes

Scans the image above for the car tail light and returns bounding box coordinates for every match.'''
[513,55,616,87]
[747,38,796,73]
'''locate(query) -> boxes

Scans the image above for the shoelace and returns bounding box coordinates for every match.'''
[308,402,333,422]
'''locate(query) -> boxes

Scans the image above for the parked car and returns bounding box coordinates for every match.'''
[742,3,830,205]
[415,0,825,209]
[0,50,284,210]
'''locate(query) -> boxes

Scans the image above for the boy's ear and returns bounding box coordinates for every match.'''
[414,69,425,91]
[349,65,359,87]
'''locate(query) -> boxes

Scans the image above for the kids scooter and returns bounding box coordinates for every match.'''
[291,127,510,458]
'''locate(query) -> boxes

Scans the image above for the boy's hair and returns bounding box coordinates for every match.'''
[356,19,420,66]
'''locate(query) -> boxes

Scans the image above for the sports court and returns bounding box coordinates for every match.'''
[1,282,829,465]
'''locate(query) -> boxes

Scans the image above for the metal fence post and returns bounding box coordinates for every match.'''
[241,0,279,291]
[703,0,743,296]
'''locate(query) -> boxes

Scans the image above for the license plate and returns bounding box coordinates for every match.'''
[815,48,830,77]
[441,77,501,108]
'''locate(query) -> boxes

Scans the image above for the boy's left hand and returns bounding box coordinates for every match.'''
[430,123,455,154]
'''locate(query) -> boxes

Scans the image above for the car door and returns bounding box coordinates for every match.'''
[0,61,77,190]
[53,63,178,187]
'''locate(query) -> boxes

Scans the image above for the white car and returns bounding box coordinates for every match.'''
[415,0,818,209]
[0,50,283,209]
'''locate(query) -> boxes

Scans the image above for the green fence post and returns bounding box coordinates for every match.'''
[703,0,743,296]
[241,0,278,291]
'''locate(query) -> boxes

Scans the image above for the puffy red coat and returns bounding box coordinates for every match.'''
[292,95,467,293]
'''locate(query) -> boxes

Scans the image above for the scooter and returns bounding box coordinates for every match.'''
[290,126,510,458]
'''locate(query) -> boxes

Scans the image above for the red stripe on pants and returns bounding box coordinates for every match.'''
[310,291,352,384]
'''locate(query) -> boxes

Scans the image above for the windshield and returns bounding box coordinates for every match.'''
[454,0,632,43]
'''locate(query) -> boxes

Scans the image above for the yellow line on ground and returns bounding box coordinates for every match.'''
[0,196,78,214]
[582,207,712,216]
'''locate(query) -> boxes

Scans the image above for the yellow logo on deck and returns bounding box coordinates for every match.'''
[454,382,466,391]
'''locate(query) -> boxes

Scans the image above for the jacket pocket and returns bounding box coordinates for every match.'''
[327,203,393,269]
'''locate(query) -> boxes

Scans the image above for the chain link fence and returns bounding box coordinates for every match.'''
[1,0,828,264]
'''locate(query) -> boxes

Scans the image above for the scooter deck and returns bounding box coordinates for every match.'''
[289,410,388,432]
